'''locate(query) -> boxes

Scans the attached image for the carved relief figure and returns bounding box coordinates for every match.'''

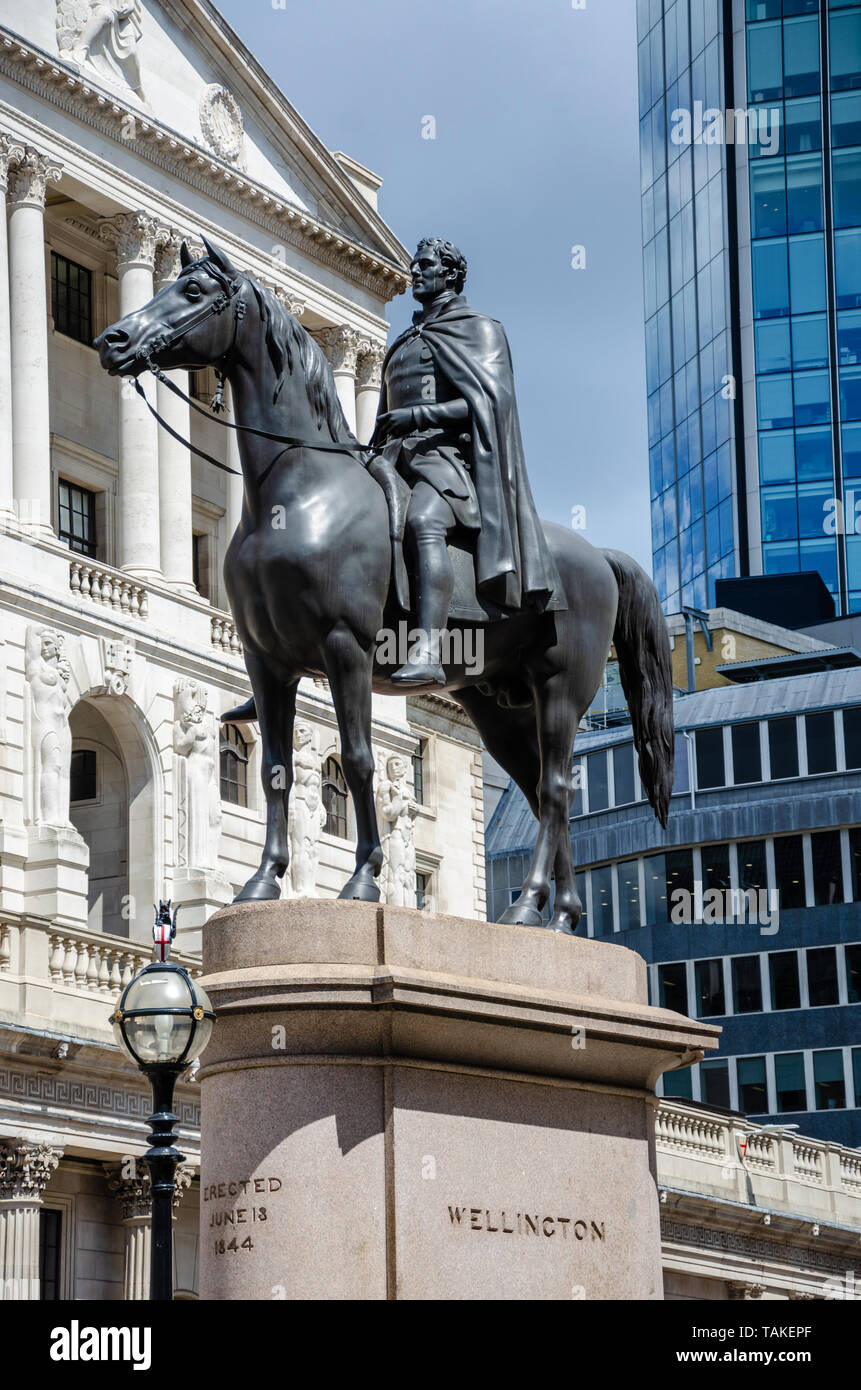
[25,626,73,827]
[376,754,418,907]
[57,0,144,96]
[173,679,221,871]
[287,722,325,897]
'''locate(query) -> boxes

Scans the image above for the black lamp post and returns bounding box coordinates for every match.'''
[110,902,215,1301]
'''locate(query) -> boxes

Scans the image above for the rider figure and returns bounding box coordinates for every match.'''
[371,238,562,685]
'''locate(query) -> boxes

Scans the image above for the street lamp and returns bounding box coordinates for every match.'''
[110,902,215,1301]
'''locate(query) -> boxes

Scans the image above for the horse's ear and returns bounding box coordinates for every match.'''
[179,240,193,269]
[201,236,238,278]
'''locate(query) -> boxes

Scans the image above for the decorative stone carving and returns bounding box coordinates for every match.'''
[287,721,325,897]
[173,679,222,871]
[25,625,73,828]
[728,1281,765,1300]
[57,0,144,97]
[315,325,361,375]
[6,148,62,209]
[356,343,385,392]
[153,228,185,288]
[104,1159,195,1218]
[99,209,161,269]
[199,83,244,163]
[0,1138,62,1200]
[101,636,133,696]
[376,753,418,907]
[0,134,23,196]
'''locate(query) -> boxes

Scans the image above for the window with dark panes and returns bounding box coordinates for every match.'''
[738,1056,768,1114]
[700,1060,731,1110]
[732,955,763,1013]
[662,1067,693,1100]
[773,834,805,909]
[701,842,731,893]
[738,839,767,893]
[39,1208,61,1300]
[847,943,861,1004]
[854,1048,861,1108]
[322,758,348,839]
[851,827,861,899]
[695,726,725,788]
[658,961,688,1015]
[770,951,801,1010]
[695,958,726,1018]
[807,946,839,1006]
[775,1052,807,1113]
[412,739,426,806]
[811,829,842,904]
[613,742,636,806]
[805,711,836,774]
[220,724,248,807]
[416,871,430,911]
[58,480,97,557]
[843,706,861,768]
[570,758,584,817]
[70,748,97,803]
[585,750,608,812]
[590,864,615,936]
[813,1050,845,1110]
[768,716,799,779]
[672,732,690,796]
[644,853,668,924]
[732,722,762,784]
[51,251,92,344]
[616,859,641,930]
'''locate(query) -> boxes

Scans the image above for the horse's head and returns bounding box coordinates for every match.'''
[95,237,244,378]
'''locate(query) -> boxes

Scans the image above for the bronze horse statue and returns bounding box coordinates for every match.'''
[96,239,674,933]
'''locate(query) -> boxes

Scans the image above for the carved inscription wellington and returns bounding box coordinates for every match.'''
[203,1175,282,1255]
[448,1206,606,1241]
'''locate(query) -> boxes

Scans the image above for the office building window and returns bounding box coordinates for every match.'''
[58,479,97,557]
[700,1060,731,1110]
[805,711,836,774]
[220,725,248,807]
[701,842,731,893]
[768,716,799,778]
[773,834,805,909]
[658,961,688,1015]
[775,1052,807,1113]
[847,944,861,1004]
[738,1056,768,1114]
[732,722,762,784]
[844,706,861,768]
[617,859,641,931]
[51,251,92,344]
[732,955,763,1014]
[811,829,843,904]
[695,958,726,1018]
[613,742,636,806]
[813,1050,846,1110]
[322,758,348,839]
[39,1209,61,1301]
[644,853,668,924]
[416,871,430,911]
[571,758,585,817]
[662,1067,693,1100]
[853,1048,861,1108]
[70,748,97,803]
[672,732,690,796]
[412,739,426,806]
[738,839,767,893]
[851,827,861,899]
[807,946,839,1006]
[586,750,609,812]
[590,864,615,936]
[770,951,801,1010]
[695,727,725,788]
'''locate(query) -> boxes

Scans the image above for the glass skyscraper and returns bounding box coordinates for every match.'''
[638,0,861,615]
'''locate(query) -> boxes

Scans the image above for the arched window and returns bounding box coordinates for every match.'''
[322,757,348,839]
[220,724,249,806]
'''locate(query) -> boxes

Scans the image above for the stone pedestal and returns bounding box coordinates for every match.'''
[198,901,719,1301]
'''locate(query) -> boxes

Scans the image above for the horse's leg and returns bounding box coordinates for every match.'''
[323,626,382,901]
[234,655,297,902]
[454,687,581,934]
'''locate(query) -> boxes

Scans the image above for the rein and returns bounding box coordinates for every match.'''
[131,271,370,476]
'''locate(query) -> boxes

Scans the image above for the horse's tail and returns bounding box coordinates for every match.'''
[602,549,674,828]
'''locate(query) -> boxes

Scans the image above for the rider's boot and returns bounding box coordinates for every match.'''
[391,530,453,686]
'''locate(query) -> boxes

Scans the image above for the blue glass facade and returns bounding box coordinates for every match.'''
[639,0,861,615]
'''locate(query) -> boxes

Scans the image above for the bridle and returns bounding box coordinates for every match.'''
[128,265,369,477]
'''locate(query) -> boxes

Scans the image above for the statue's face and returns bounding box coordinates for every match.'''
[410,246,453,302]
[388,756,406,779]
[294,724,312,748]
[41,633,58,660]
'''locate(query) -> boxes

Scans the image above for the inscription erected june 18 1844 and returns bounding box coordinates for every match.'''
[203,1176,283,1254]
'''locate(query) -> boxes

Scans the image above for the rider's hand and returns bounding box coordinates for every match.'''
[373,407,415,442]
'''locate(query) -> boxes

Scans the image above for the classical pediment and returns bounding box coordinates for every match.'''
[0,0,409,290]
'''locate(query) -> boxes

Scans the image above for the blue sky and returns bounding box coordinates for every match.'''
[217,0,651,571]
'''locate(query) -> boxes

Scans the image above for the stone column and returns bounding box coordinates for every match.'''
[7,145,62,537]
[316,326,360,434]
[153,232,195,592]
[105,1161,195,1301]
[0,1138,62,1300]
[0,136,20,520]
[99,212,161,578]
[355,343,385,445]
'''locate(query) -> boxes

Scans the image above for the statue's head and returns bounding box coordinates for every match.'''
[411,238,466,303]
[293,721,313,749]
[386,754,407,780]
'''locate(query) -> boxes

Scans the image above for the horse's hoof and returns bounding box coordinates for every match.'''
[338,875,381,903]
[497,900,544,929]
[234,873,281,903]
[549,912,579,936]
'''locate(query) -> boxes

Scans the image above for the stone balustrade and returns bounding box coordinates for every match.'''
[46,927,201,997]
[210,612,241,654]
[69,560,149,618]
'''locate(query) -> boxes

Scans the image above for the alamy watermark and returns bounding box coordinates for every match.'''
[671,103,781,156]
[375,621,484,676]
[670,885,779,936]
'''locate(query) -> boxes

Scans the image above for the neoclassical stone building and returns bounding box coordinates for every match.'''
[0,0,485,1298]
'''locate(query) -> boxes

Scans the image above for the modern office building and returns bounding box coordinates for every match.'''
[637,0,861,615]
[486,629,861,1147]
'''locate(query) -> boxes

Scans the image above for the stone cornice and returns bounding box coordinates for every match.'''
[0,28,410,302]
